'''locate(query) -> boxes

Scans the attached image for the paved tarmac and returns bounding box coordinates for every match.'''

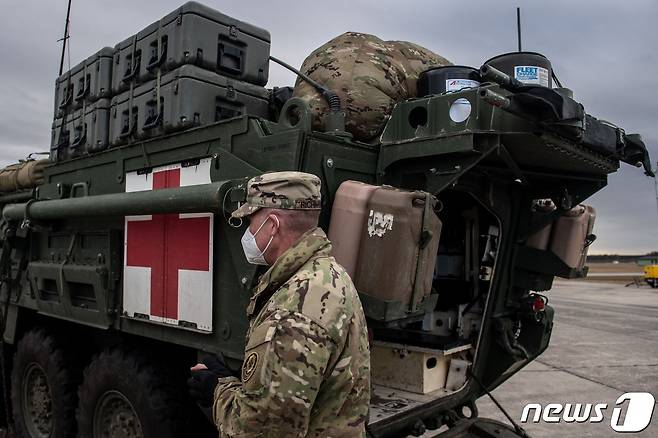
[475,280,658,437]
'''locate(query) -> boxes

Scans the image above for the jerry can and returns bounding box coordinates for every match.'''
[549,205,596,270]
[354,185,442,321]
[328,180,379,278]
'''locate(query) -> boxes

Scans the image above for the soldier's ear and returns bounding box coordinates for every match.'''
[269,214,281,235]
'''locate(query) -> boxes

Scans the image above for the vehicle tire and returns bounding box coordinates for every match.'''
[11,329,78,438]
[76,349,185,438]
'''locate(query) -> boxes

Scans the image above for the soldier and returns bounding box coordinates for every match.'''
[188,171,371,437]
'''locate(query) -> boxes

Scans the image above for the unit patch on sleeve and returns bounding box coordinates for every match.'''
[242,352,259,383]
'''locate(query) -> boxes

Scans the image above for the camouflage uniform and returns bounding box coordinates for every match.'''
[213,172,371,437]
[292,32,450,141]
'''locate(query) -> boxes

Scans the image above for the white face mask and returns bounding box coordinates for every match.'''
[241,215,279,266]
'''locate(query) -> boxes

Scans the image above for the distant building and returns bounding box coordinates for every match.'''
[636,255,658,266]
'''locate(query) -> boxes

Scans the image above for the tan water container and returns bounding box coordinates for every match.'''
[526,226,552,250]
[549,205,596,269]
[354,186,441,319]
[527,199,556,250]
[328,181,378,278]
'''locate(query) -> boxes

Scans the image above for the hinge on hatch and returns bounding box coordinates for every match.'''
[494,317,529,360]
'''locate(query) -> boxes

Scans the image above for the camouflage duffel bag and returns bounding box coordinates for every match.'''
[292,32,450,142]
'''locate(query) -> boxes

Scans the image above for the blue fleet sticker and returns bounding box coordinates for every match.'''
[514,66,549,87]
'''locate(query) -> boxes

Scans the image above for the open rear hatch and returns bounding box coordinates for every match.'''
[323,69,646,436]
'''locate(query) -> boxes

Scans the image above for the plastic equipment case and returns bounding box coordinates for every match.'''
[51,99,111,161]
[111,1,270,94]
[54,47,114,118]
[109,65,270,146]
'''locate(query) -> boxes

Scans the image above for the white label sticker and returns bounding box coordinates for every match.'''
[445,79,480,92]
[367,210,394,238]
[514,66,549,87]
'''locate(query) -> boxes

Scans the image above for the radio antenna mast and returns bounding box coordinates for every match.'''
[516,7,522,52]
[58,0,73,76]
[654,161,658,218]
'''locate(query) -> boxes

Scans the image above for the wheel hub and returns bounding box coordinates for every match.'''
[94,391,143,438]
[22,363,53,438]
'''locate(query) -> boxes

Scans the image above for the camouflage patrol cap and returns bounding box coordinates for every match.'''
[231,171,322,218]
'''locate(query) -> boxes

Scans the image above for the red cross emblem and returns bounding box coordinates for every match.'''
[123,159,214,330]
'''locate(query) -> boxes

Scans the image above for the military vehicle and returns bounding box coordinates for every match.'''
[0,2,652,437]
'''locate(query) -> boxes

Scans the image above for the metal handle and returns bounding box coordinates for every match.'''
[75,80,89,101]
[122,58,140,83]
[143,112,162,130]
[70,130,87,148]
[217,43,243,75]
[70,182,89,198]
[58,88,73,108]
[119,118,136,139]
[146,43,167,71]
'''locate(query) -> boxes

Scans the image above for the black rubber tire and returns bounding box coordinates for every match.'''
[76,349,185,438]
[11,329,78,438]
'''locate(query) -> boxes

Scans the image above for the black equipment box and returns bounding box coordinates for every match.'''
[51,99,111,161]
[53,47,114,118]
[111,1,270,95]
[109,65,270,146]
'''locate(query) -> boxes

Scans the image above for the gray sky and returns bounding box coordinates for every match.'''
[1,0,656,254]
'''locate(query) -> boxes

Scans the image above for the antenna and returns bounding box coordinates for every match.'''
[516,7,522,52]
[58,0,73,76]
[654,161,658,218]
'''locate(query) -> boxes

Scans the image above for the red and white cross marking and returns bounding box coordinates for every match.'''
[123,158,214,331]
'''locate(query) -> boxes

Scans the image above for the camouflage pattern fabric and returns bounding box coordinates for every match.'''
[387,40,451,97]
[292,32,450,141]
[213,227,371,437]
[232,171,322,218]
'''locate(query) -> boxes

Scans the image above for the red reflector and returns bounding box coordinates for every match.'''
[532,297,545,312]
